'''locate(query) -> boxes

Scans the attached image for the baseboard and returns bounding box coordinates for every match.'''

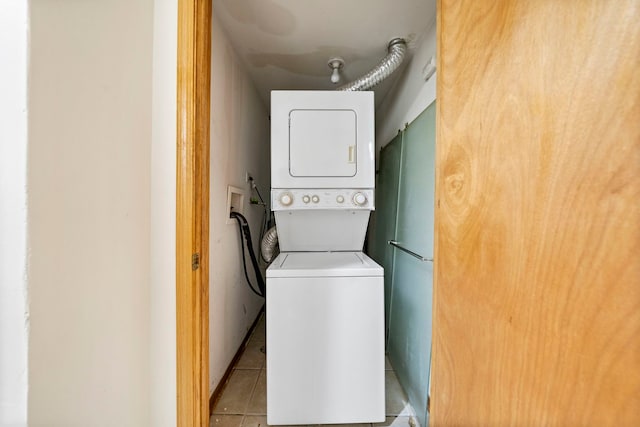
[209,305,265,415]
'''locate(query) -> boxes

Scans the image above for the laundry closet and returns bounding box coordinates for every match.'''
[208,1,437,426]
[206,1,640,427]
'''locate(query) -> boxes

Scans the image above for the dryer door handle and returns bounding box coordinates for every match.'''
[348,145,355,163]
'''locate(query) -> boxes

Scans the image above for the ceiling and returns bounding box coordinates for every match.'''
[213,0,437,109]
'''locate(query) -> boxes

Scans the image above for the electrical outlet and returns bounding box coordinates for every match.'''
[422,55,436,81]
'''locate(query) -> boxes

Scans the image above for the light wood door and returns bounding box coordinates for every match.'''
[433,1,640,425]
[176,0,211,425]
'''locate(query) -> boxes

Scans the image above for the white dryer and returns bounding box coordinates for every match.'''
[266,251,385,425]
[270,90,376,253]
[271,90,375,190]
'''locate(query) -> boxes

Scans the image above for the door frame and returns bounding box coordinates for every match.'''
[176,0,212,425]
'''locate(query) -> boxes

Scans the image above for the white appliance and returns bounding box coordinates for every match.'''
[271,188,374,252]
[271,91,376,252]
[267,90,384,425]
[266,252,384,425]
[271,90,375,189]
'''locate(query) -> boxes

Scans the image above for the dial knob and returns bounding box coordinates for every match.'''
[353,192,367,206]
[311,195,320,203]
[280,192,293,206]
[302,195,310,204]
[336,195,345,203]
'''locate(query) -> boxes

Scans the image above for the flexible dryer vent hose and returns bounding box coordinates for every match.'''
[260,226,279,263]
[339,38,407,91]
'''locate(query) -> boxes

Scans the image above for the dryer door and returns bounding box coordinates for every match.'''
[289,109,357,177]
[270,91,374,189]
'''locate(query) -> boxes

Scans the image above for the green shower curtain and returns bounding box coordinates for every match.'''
[370,100,436,427]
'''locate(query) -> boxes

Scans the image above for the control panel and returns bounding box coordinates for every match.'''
[271,189,374,211]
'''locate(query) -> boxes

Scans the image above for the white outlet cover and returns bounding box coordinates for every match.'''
[422,56,436,81]
[226,186,245,225]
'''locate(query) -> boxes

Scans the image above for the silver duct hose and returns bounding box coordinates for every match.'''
[260,226,279,263]
[339,38,407,91]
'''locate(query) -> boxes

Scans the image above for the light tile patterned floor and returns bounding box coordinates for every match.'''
[211,314,417,427]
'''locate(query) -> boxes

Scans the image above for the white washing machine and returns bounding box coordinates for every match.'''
[266,251,385,425]
[267,91,384,424]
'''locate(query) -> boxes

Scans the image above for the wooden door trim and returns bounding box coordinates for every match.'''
[176,0,211,425]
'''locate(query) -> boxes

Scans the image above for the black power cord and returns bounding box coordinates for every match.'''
[248,176,270,243]
[230,211,266,298]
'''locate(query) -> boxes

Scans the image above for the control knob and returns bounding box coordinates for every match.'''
[302,195,310,204]
[279,192,293,206]
[336,195,345,203]
[353,192,368,206]
[311,195,320,203]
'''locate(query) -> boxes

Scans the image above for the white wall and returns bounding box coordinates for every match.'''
[150,0,178,425]
[0,2,29,425]
[376,20,437,149]
[209,11,271,393]
[27,0,154,424]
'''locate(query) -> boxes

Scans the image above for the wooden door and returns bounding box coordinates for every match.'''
[176,0,211,425]
[433,1,640,425]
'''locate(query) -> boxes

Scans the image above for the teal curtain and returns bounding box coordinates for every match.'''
[370,101,436,427]
[369,132,403,336]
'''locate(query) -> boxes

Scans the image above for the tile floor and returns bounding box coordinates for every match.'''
[210,314,417,427]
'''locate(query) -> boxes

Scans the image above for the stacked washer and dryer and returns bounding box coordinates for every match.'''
[266,91,385,425]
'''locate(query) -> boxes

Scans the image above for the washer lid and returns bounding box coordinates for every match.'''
[266,251,383,278]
